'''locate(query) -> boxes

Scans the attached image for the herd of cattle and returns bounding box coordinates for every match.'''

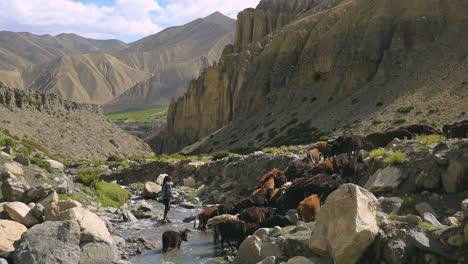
[192,121,468,250]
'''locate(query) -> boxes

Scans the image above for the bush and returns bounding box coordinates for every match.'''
[31,157,53,173]
[77,168,105,186]
[107,155,126,162]
[262,147,283,154]
[383,151,406,165]
[95,181,130,208]
[397,105,415,114]
[17,147,31,157]
[415,134,445,145]
[212,151,230,161]
[0,138,16,147]
[319,136,330,141]
[58,193,79,201]
[369,148,387,159]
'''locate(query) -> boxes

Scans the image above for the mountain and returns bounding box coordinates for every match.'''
[0,31,126,71]
[22,53,152,105]
[150,0,468,154]
[107,12,236,109]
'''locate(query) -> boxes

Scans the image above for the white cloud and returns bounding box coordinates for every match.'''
[0,0,261,42]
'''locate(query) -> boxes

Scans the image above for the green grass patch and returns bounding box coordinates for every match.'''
[393,118,407,124]
[370,148,388,159]
[95,181,130,208]
[319,136,330,141]
[31,157,53,173]
[212,151,230,161]
[0,137,16,148]
[383,151,406,165]
[16,147,31,157]
[58,193,79,201]
[419,221,441,229]
[77,168,106,186]
[262,147,283,154]
[397,105,415,114]
[415,134,445,145]
[105,107,168,123]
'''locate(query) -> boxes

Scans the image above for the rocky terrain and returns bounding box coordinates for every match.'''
[0,84,153,160]
[151,0,468,154]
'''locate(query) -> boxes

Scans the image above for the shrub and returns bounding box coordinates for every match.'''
[372,119,383,125]
[16,147,31,157]
[0,138,16,147]
[58,193,79,201]
[262,147,283,154]
[415,134,445,145]
[383,151,406,165]
[319,136,330,141]
[95,181,130,208]
[31,157,53,173]
[370,148,387,159]
[107,155,126,162]
[419,222,441,229]
[77,168,105,186]
[397,105,415,114]
[212,151,230,161]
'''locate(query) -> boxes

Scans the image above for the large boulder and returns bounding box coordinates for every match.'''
[0,220,27,257]
[260,242,283,259]
[309,184,379,264]
[13,155,30,166]
[235,235,262,264]
[364,166,402,193]
[12,220,81,264]
[54,207,112,244]
[4,202,39,227]
[1,177,30,202]
[3,162,23,175]
[415,202,437,218]
[79,242,117,264]
[44,200,82,221]
[37,191,59,207]
[46,159,64,172]
[27,184,53,201]
[142,181,161,199]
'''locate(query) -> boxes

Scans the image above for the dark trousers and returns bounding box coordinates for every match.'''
[162,199,171,219]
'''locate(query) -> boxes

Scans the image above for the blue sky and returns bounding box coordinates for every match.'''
[0,0,260,43]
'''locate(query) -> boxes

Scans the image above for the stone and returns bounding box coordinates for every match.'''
[424,254,439,264]
[12,220,81,264]
[257,256,275,264]
[442,159,468,193]
[79,242,117,264]
[430,193,441,201]
[1,147,12,155]
[34,173,46,179]
[155,174,167,185]
[179,202,199,209]
[142,181,161,199]
[44,200,82,221]
[27,184,52,200]
[37,191,59,207]
[46,159,64,172]
[462,199,468,218]
[309,184,378,264]
[0,258,7,264]
[388,215,422,226]
[183,177,197,188]
[447,234,464,247]
[260,242,282,259]
[220,181,232,189]
[133,200,154,219]
[13,154,30,166]
[409,231,455,260]
[122,209,138,222]
[423,213,443,227]
[27,202,35,209]
[112,236,126,247]
[0,220,27,257]
[4,202,39,227]
[3,162,23,175]
[182,161,204,172]
[0,177,30,202]
[415,171,440,190]
[378,197,403,214]
[287,256,315,264]
[416,202,437,218]
[254,228,270,240]
[364,166,402,193]
[54,207,112,244]
[235,235,262,264]
[444,216,459,226]
[443,208,458,215]
[286,209,299,225]
[32,203,44,219]
[383,238,411,264]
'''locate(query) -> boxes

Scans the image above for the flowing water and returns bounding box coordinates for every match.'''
[114,201,223,264]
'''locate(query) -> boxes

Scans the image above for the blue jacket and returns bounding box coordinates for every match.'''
[161,182,174,199]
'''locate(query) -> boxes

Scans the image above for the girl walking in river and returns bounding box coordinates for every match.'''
[161,176,174,223]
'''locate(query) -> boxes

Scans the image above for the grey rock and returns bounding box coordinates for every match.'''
[423,213,443,227]
[31,203,44,219]
[121,209,138,222]
[383,238,414,264]
[0,258,8,264]
[365,166,402,193]
[12,220,81,264]
[0,177,30,202]
[409,231,456,260]
[13,155,30,166]
[378,197,403,214]
[415,202,437,218]
[79,242,117,264]
[27,184,52,201]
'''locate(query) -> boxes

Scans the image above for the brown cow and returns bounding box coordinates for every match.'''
[297,194,321,222]
[252,168,287,194]
[162,229,189,253]
[311,159,334,175]
[214,220,258,250]
[312,141,331,154]
[308,148,322,164]
[443,120,468,138]
[260,215,291,228]
[238,207,276,223]
[195,205,222,230]
[232,193,268,214]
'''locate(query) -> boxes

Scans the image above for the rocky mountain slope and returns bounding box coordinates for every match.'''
[151,0,468,154]
[0,85,153,160]
[107,12,236,110]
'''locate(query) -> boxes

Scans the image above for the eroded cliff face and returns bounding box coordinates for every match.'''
[152,0,468,154]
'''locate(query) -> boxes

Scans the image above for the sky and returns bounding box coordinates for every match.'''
[0,0,261,43]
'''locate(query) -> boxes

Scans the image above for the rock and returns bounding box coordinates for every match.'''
[424,254,439,264]
[133,200,154,219]
[415,171,440,190]
[183,177,197,188]
[423,213,443,227]
[4,202,39,227]
[13,154,30,166]
[34,173,46,179]
[44,200,82,221]
[27,202,35,209]
[442,159,468,193]
[3,162,23,175]
[388,215,422,226]
[0,220,27,257]
[31,203,44,219]
[182,161,204,172]
[0,177,30,202]
[27,184,52,201]
[462,199,468,218]
[79,242,117,264]
[220,181,232,189]
[260,242,282,259]
[444,216,459,226]
[56,181,71,194]
[286,209,299,224]
[54,207,112,244]
[12,220,81,264]
[257,256,275,264]
[155,174,167,185]
[46,159,64,172]
[415,202,437,218]
[408,231,455,260]
[364,166,402,193]
[254,228,270,240]
[37,191,59,207]
[287,256,315,264]
[464,222,468,243]
[235,235,262,264]
[383,238,411,264]
[1,147,12,155]
[447,234,464,247]
[309,184,378,264]
[378,197,403,214]
[0,258,7,264]
[122,209,138,222]
[142,181,161,199]
[179,202,199,209]
[443,208,458,215]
